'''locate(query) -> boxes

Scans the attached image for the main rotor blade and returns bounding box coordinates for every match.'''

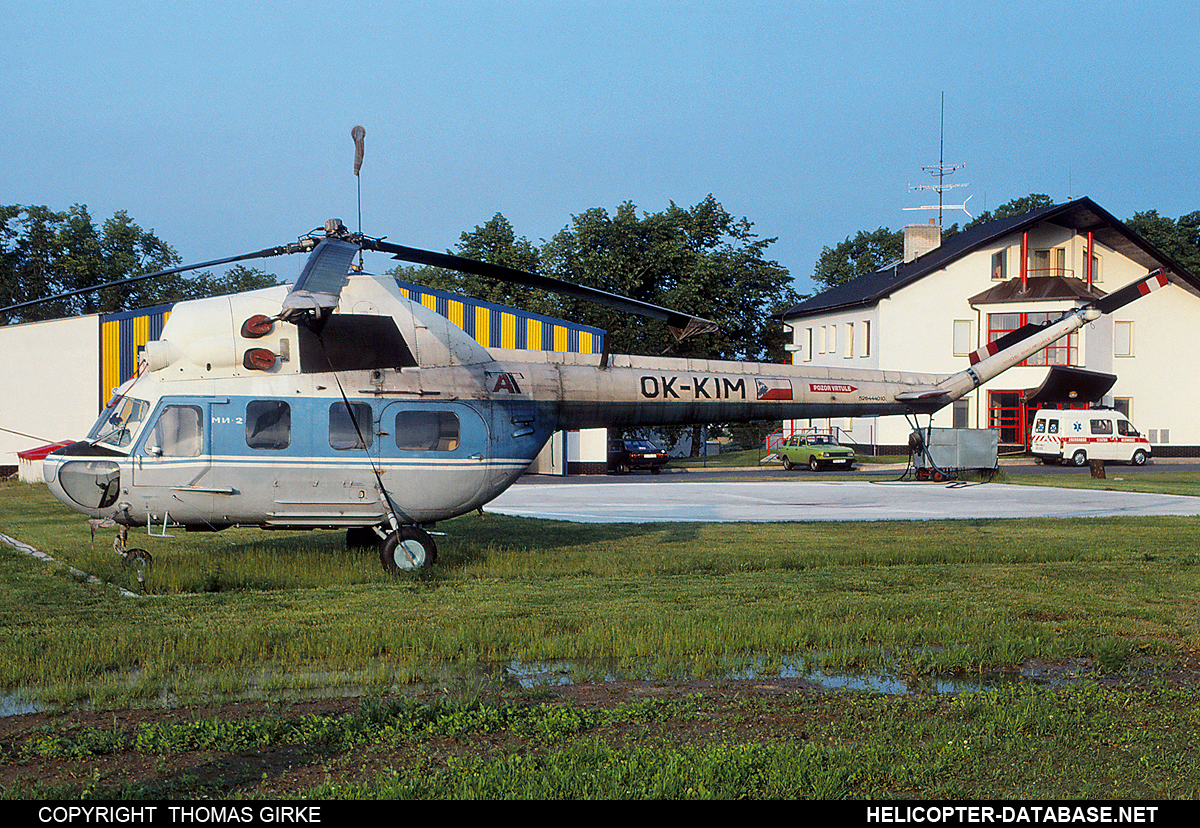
[1093,268,1170,315]
[0,242,311,317]
[364,239,718,338]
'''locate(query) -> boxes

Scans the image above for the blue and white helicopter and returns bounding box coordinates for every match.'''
[9,219,1174,572]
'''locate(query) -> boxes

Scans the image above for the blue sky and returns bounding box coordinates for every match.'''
[3,1,1196,298]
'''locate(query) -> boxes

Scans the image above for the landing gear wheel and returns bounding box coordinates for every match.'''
[122,549,152,591]
[1071,450,1088,467]
[809,456,820,472]
[380,526,438,573]
[122,549,153,570]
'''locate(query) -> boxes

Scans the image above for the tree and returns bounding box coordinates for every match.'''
[1,204,280,323]
[540,196,797,455]
[390,213,560,316]
[1125,209,1200,276]
[540,196,797,363]
[956,194,1055,235]
[812,195,1064,291]
[812,227,903,290]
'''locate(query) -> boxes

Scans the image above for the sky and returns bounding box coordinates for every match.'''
[3,0,1197,298]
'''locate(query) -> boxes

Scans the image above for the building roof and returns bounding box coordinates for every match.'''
[778,197,1200,321]
[967,275,1104,306]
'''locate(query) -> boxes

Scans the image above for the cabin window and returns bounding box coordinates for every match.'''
[246,400,291,450]
[1090,419,1113,436]
[1117,419,1140,437]
[395,411,460,451]
[147,405,203,457]
[330,402,374,450]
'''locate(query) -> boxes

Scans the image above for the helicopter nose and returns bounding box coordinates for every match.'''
[45,457,122,512]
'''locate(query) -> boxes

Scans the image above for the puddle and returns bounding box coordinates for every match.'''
[502,656,1029,695]
[1,692,45,716]
[2,654,1085,717]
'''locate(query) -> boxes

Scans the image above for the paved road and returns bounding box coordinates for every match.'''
[491,461,1200,523]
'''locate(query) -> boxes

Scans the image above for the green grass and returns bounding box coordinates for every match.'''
[4,685,1198,799]
[3,477,1200,799]
[2,479,1198,706]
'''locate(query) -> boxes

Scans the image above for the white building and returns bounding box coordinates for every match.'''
[777,198,1200,454]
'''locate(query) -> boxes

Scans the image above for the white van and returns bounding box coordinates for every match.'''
[1031,409,1152,466]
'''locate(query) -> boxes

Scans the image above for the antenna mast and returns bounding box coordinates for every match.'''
[905,93,971,223]
[351,125,366,269]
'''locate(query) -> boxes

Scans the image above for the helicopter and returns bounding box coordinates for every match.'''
[9,217,1175,573]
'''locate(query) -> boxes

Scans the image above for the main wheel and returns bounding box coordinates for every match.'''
[1130,449,1148,466]
[1071,450,1088,467]
[380,526,438,573]
[809,456,820,472]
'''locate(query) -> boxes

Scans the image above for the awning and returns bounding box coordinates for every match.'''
[1023,366,1116,405]
[16,441,73,461]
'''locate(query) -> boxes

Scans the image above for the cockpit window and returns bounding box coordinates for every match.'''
[86,397,150,449]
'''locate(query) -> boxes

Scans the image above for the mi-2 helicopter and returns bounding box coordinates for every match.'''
[16,217,1175,573]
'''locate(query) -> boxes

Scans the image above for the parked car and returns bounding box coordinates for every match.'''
[777,434,856,471]
[608,439,669,474]
[1031,408,1152,467]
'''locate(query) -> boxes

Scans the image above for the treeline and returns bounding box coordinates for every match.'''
[389,195,800,363]
[3,198,800,364]
[812,195,1200,291]
[0,204,279,323]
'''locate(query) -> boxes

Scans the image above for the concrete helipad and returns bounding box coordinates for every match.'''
[485,479,1200,523]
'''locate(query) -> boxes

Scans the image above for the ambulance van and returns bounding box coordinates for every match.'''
[1030,409,1152,466]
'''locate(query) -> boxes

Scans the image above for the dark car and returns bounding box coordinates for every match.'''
[608,439,669,474]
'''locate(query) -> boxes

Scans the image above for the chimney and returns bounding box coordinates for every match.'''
[904,218,941,263]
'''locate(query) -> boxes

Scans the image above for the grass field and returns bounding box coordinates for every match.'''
[1,475,1198,799]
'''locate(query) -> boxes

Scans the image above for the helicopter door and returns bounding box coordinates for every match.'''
[377,402,490,520]
[132,400,214,491]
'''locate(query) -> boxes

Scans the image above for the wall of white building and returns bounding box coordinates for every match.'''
[0,315,101,464]
[786,223,1200,453]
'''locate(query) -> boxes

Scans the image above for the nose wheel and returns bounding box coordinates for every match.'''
[379,526,438,573]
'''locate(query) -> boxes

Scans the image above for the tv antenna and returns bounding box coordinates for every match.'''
[904,93,972,224]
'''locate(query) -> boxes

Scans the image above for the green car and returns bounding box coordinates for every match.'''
[777,434,856,471]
